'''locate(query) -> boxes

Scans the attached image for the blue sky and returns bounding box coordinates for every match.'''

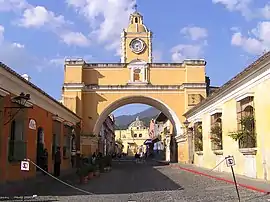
[0,0,270,117]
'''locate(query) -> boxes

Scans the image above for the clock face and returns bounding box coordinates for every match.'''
[130,38,145,53]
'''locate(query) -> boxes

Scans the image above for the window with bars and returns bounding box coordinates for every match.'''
[210,113,223,150]
[194,122,203,152]
[236,96,256,148]
[8,119,27,162]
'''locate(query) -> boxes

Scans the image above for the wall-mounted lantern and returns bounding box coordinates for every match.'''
[4,92,33,125]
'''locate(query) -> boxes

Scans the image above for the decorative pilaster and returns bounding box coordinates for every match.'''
[148,32,153,63]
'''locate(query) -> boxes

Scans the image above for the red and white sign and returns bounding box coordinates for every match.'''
[20,161,30,171]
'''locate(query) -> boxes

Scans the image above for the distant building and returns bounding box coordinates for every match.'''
[99,114,116,155]
[149,112,173,161]
[115,117,149,156]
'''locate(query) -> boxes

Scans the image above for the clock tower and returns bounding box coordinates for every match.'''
[121,8,152,63]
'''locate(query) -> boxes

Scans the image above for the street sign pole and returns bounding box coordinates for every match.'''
[21,160,30,201]
[225,156,240,202]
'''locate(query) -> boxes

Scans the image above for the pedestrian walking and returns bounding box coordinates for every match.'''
[54,147,61,177]
[92,152,96,164]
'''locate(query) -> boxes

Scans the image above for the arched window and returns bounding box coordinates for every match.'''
[135,17,138,23]
[139,134,142,137]
[133,69,141,82]
[134,134,137,138]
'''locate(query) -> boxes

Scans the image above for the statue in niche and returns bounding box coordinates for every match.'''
[133,68,141,82]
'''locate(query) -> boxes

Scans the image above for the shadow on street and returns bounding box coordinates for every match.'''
[1,160,183,198]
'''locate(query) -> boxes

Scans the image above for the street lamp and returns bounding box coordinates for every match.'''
[8,92,31,108]
[4,92,32,125]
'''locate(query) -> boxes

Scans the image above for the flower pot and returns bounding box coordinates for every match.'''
[80,176,88,184]
[88,172,94,179]
[94,170,100,177]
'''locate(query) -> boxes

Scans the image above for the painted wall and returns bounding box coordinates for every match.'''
[0,93,80,183]
[188,75,270,180]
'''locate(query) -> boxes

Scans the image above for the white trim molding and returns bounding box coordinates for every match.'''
[209,108,222,116]
[191,117,202,123]
[52,115,65,122]
[0,88,9,96]
[64,121,74,127]
[235,92,254,102]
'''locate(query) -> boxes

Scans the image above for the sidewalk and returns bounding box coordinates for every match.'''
[170,162,270,194]
[0,168,76,196]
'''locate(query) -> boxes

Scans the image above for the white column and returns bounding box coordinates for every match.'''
[130,68,134,82]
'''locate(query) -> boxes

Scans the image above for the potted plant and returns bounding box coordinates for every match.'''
[228,114,256,148]
[194,124,203,152]
[94,164,100,177]
[77,166,88,184]
[210,124,223,150]
[87,164,94,179]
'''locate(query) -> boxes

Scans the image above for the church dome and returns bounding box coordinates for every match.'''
[128,116,145,129]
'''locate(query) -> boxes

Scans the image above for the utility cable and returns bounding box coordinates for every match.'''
[25,159,93,195]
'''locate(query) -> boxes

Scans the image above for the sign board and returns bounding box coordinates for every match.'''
[21,161,30,171]
[29,119,36,130]
[226,156,235,167]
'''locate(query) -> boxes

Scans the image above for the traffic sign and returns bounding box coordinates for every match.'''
[225,156,235,167]
[21,160,30,171]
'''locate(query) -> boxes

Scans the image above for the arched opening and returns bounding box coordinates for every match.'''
[36,127,44,171]
[134,17,138,23]
[93,95,183,162]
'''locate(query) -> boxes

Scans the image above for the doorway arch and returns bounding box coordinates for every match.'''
[93,95,184,136]
[36,127,44,171]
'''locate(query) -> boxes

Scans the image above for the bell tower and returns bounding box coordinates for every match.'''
[121,5,153,63]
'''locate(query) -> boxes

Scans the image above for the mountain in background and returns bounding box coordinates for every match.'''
[114,107,160,130]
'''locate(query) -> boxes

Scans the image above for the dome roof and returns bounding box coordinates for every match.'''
[126,24,147,32]
[128,116,145,129]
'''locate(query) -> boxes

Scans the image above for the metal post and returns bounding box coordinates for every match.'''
[231,166,241,202]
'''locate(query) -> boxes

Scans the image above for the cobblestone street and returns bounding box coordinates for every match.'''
[1,160,269,202]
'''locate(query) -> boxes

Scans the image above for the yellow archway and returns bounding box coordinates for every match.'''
[93,95,184,136]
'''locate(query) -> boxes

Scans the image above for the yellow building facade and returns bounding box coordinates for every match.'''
[62,9,207,160]
[115,117,149,156]
[184,52,270,180]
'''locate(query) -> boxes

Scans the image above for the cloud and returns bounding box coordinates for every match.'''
[180,26,208,41]
[59,31,90,47]
[17,6,66,29]
[212,0,270,20]
[212,0,253,19]
[0,0,29,12]
[66,0,136,55]
[12,42,25,48]
[171,26,208,62]
[152,50,163,62]
[49,54,94,68]
[0,25,4,43]
[231,21,270,55]
[0,1,90,47]
[171,44,205,62]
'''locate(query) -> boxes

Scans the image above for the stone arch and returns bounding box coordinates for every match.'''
[93,95,184,136]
